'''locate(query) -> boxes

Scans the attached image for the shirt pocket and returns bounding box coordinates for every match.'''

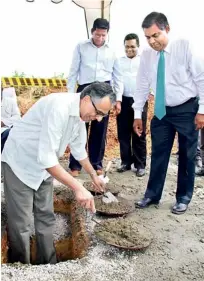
[170,64,189,85]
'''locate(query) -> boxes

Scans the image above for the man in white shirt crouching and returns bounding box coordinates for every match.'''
[2,81,116,264]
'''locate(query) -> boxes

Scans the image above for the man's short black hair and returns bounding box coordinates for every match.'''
[142,12,169,30]
[124,33,140,47]
[92,18,110,32]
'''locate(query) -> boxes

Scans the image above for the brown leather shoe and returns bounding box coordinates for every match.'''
[70,170,80,177]
[96,169,103,176]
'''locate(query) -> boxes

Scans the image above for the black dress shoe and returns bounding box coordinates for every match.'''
[171,202,188,215]
[136,168,145,177]
[135,197,159,208]
[117,164,131,173]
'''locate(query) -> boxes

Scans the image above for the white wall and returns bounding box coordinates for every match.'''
[1,0,203,77]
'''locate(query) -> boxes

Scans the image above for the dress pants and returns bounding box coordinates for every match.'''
[201,128,204,165]
[2,162,57,264]
[144,98,198,204]
[117,96,147,169]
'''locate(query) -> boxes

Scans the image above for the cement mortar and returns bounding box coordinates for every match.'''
[94,217,153,248]
[94,196,134,215]
[84,181,123,195]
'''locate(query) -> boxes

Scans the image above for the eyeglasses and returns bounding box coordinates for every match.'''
[90,98,108,117]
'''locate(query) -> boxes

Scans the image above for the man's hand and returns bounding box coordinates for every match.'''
[91,175,105,193]
[195,113,204,130]
[1,121,5,127]
[133,119,143,136]
[115,101,121,115]
[74,186,96,213]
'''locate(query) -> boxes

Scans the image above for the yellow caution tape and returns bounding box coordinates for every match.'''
[1,77,67,87]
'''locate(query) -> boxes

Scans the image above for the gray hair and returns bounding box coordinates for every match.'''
[80,82,116,105]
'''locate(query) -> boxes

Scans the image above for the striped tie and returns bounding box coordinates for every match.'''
[154,50,166,119]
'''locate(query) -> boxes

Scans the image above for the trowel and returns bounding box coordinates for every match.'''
[101,161,119,204]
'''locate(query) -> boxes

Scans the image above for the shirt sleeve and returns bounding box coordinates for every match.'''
[69,121,87,161]
[187,42,204,114]
[112,57,124,102]
[67,44,81,93]
[37,105,65,168]
[132,52,150,119]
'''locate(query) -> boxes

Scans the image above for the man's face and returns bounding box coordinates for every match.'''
[92,28,108,47]
[144,23,169,51]
[125,39,138,58]
[80,95,111,123]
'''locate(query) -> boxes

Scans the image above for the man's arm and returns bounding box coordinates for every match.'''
[132,53,150,119]
[47,164,95,213]
[37,106,95,212]
[69,122,105,192]
[67,44,81,93]
[188,41,204,129]
[132,52,150,136]
[188,42,204,113]
[112,57,124,102]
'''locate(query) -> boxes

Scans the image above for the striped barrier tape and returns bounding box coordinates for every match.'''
[1,77,67,87]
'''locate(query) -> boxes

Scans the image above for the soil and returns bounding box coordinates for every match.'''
[83,181,123,195]
[94,195,134,215]
[94,217,153,249]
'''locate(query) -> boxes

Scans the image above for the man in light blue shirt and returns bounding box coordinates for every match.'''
[67,18,123,177]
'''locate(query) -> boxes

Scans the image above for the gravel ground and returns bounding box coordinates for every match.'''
[1,156,204,281]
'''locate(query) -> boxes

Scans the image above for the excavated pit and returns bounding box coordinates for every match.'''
[1,184,89,264]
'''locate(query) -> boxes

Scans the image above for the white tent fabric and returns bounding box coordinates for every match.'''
[26,0,113,38]
[72,0,112,38]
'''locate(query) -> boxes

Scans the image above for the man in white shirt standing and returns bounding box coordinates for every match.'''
[133,12,204,214]
[1,88,21,152]
[117,33,148,177]
[67,18,123,177]
[2,82,115,264]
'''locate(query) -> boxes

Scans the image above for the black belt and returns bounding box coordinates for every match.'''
[79,81,110,87]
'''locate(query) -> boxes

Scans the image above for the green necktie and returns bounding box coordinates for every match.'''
[154,50,166,120]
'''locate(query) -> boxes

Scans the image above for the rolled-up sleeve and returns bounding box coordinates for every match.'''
[69,121,87,161]
[132,53,150,119]
[37,107,65,168]
[112,58,124,102]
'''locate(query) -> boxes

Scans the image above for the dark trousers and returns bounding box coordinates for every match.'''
[1,128,10,153]
[69,83,109,171]
[145,98,198,205]
[201,128,204,165]
[117,96,147,169]
[3,163,56,264]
